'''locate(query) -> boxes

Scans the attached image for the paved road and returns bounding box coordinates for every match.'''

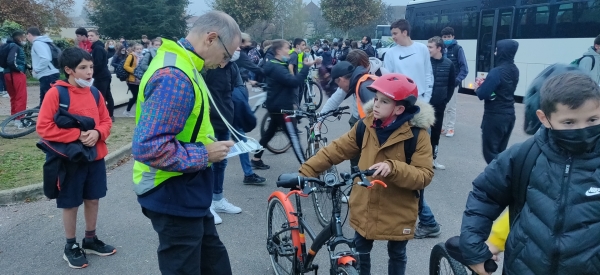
[0,93,528,274]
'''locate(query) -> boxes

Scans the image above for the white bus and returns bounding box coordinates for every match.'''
[375,25,393,45]
[406,0,600,99]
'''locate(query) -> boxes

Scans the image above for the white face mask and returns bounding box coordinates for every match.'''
[20,41,26,46]
[75,78,94,88]
[231,51,240,62]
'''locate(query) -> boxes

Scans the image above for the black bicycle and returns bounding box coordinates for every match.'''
[280,105,350,227]
[267,169,387,275]
[429,236,498,275]
[301,67,324,109]
[0,107,39,139]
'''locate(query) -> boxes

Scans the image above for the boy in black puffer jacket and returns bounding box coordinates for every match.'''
[461,72,600,275]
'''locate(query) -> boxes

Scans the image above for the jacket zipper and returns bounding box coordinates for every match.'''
[551,157,572,274]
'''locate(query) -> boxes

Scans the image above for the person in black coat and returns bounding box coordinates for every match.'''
[88,30,115,120]
[475,39,519,164]
[252,39,320,166]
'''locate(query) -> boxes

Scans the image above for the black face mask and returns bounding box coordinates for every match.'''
[548,123,600,155]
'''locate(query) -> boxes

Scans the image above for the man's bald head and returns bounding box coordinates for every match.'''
[187,11,241,69]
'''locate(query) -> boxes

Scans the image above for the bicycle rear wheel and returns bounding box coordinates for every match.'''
[261,113,292,154]
[0,108,39,139]
[267,196,300,275]
[337,264,359,275]
[429,243,469,275]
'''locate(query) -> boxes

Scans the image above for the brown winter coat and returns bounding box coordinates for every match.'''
[299,100,435,241]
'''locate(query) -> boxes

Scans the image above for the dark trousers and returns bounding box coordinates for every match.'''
[39,73,60,106]
[142,208,232,275]
[481,112,515,164]
[212,130,229,199]
[354,232,408,275]
[347,116,361,196]
[430,104,446,159]
[255,113,305,164]
[93,77,114,117]
[126,83,140,112]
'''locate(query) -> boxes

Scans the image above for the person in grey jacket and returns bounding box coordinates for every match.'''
[578,34,600,84]
[137,38,162,76]
[26,27,60,105]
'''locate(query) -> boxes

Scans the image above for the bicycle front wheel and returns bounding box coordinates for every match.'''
[312,164,338,228]
[0,108,39,139]
[267,196,300,275]
[261,113,292,154]
[307,80,324,109]
[337,264,359,275]
[429,243,468,275]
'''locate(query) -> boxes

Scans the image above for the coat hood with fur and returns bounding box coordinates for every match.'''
[362,99,436,130]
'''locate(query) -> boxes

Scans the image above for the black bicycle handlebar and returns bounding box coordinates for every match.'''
[276,169,384,190]
[280,106,349,119]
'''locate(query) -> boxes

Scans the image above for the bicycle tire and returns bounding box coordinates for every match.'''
[309,81,323,110]
[261,113,292,154]
[337,264,359,275]
[312,163,338,228]
[267,196,301,275]
[0,108,39,139]
[429,243,469,275]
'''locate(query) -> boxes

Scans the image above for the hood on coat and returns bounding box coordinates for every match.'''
[368,57,383,74]
[34,36,53,43]
[523,63,588,135]
[585,46,600,57]
[150,47,158,57]
[362,99,436,129]
[495,39,518,65]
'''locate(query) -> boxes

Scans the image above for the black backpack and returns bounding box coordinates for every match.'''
[56,85,101,109]
[0,43,15,68]
[508,137,541,226]
[115,55,134,81]
[355,119,421,196]
[45,42,62,69]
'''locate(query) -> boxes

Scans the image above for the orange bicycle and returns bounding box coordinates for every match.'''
[266,169,387,275]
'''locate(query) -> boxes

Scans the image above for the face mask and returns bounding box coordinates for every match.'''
[443,40,453,46]
[231,51,240,62]
[549,123,600,155]
[75,78,94,88]
[281,55,290,62]
[20,41,26,46]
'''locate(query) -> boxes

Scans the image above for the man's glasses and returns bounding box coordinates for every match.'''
[217,35,232,62]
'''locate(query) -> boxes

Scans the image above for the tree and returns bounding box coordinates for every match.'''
[321,0,383,38]
[88,0,190,39]
[0,20,23,39]
[0,0,74,34]
[209,0,275,31]
[347,3,393,40]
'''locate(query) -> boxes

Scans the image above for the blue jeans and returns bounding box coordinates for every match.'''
[212,131,230,201]
[354,232,408,275]
[235,129,254,177]
[418,189,438,227]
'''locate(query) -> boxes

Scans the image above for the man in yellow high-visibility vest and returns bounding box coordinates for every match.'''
[131,11,241,274]
[289,38,306,106]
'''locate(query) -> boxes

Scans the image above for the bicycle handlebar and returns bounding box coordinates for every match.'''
[276,169,387,191]
[280,106,349,119]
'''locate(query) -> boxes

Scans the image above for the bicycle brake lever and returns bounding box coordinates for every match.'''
[367,180,387,189]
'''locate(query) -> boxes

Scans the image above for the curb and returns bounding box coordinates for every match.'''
[0,143,132,206]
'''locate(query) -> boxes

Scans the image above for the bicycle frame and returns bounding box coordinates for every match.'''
[269,185,358,274]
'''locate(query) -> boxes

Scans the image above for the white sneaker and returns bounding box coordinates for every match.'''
[122,110,133,117]
[340,194,349,203]
[210,207,222,225]
[212,198,242,214]
[433,160,446,170]
[445,129,454,137]
[2,92,9,98]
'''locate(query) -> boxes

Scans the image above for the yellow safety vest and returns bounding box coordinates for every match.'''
[132,39,214,196]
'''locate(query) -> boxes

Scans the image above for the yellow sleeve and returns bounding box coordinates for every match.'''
[487,211,510,251]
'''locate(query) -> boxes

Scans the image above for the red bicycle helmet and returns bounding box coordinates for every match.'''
[367,73,419,105]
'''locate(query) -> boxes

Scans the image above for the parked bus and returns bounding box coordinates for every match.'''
[375,24,393,45]
[406,0,600,99]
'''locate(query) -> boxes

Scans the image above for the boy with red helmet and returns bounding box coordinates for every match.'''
[299,73,435,274]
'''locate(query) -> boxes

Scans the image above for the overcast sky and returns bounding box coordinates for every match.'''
[73,0,409,16]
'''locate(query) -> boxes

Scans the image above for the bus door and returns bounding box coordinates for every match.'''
[476,7,515,83]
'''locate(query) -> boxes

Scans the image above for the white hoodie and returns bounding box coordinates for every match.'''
[31,36,59,79]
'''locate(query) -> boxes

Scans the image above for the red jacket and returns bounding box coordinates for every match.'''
[36,80,112,160]
[79,40,92,53]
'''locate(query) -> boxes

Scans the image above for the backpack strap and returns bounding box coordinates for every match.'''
[404,127,420,165]
[355,118,366,149]
[56,86,101,111]
[508,138,541,226]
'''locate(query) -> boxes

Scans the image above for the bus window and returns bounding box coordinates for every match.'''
[513,6,551,38]
[554,1,600,38]
[477,10,496,73]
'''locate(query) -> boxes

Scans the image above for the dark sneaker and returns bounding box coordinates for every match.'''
[82,236,117,256]
[63,243,88,269]
[244,173,267,185]
[414,224,441,239]
[251,159,270,170]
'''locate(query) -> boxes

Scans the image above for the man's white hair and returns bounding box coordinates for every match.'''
[191,11,241,47]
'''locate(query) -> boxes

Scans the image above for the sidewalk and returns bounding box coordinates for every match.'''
[0,85,41,116]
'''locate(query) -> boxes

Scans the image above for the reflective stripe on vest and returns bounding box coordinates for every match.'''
[132,39,214,196]
[356,74,379,119]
